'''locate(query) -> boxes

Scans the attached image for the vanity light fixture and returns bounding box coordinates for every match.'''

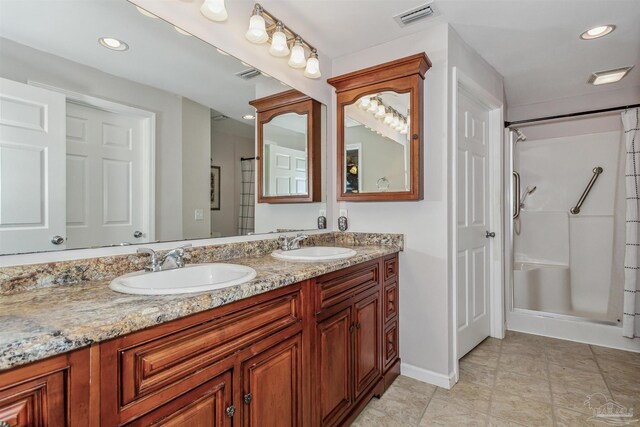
[243,114,255,120]
[367,97,379,113]
[375,105,386,119]
[200,0,228,22]
[357,96,371,110]
[587,66,633,85]
[245,3,321,78]
[269,22,290,57]
[98,37,129,51]
[288,37,307,68]
[355,94,409,136]
[580,24,615,40]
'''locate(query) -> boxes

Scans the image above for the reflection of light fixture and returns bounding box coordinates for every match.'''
[580,24,615,40]
[587,66,633,85]
[269,22,290,57]
[174,26,192,36]
[304,49,321,79]
[384,112,393,125]
[400,124,408,135]
[375,105,386,119]
[358,97,371,110]
[136,6,157,18]
[367,98,379,113]
[246,5,269,43]
[243,114,255,120]
[246,3,320,79]
[99,37,129,51]
[200,0,228,22]
[391,114,400,128]
[288,37,307,68]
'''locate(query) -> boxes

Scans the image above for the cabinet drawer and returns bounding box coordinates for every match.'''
[383,320,399,371]
[119,291,301,407]
[316,261,379,311]
[383,256,398,283]
[383,281,398,324]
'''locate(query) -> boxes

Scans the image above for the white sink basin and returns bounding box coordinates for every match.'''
[109,263,257,295]
[271,246,357,262]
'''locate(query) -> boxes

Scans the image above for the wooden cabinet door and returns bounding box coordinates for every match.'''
[241,333,302,427]
[353,292,381,400]
[0,371,66,427]
[126,371,232,427]
[317,307,353,426]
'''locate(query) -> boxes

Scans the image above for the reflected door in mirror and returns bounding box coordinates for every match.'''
[263,113,308,197]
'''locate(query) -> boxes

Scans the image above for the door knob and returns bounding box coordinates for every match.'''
[51,235,65,245]
[133,230,143,238]
[486,231,496,238]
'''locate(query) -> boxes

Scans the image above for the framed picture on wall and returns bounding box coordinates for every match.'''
[211,164,221,210]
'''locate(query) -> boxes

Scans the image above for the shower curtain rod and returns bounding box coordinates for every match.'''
[504,103,640,127]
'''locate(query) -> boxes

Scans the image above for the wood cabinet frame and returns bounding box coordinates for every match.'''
[328,53,431,201]
[249,89,322,204]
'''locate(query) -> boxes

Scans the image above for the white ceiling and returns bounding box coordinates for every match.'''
[260,0,640,109]
[0,0,288,122]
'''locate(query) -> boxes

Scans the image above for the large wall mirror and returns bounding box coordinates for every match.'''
[0,0,325,255]
[328,54,431,202]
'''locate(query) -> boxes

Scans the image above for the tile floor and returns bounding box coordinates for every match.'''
[351,331,640,426]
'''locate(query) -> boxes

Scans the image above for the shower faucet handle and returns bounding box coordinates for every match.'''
[486,231,496,238]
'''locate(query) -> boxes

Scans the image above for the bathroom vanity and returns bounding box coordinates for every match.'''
[0,239,400,427]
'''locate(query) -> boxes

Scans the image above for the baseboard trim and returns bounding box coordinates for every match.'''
[400,362,455,389]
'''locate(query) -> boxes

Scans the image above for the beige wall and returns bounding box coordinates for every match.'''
[182,98,212,239]
[210,118,255,237]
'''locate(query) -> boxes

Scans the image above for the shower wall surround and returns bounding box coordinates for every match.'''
[514,128,623,321]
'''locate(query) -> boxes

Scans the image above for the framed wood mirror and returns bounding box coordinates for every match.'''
[250,89,322,204]
[328,53,431,201]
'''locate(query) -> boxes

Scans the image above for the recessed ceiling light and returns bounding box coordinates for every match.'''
[136,6,158,18]
[580,24,615,40]
[174,26,192,36]
[98,37,129,51]
[587,66,633,85]
[243,114,255,120]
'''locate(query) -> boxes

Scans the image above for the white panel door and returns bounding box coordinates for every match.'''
[457,87,492,358]
[0,77,66,253]
[266,144,307,195]
[65,102,146,248]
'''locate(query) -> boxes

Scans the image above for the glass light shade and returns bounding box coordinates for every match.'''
[367,98,379,113]
[304,55,321,78]
[396,120,406,131]
[383,112,393,124]
[288,41,307,68]
[375,105,386,119]
[246,15,268,44]
[269,28,290,57]
[358,97,371,110]
[400,124,408,135]
[391,115,400,128]
[200,0,227,22]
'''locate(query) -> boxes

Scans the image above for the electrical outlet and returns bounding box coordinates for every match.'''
[339,209,348,218]
[194,208,204,221]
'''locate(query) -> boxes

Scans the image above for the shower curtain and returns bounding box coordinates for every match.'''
[622,108,640,338]
[238,158,255,235]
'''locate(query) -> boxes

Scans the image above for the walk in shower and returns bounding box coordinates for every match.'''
[505,109,640,350]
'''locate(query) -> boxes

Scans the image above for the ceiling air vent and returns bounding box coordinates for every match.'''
[393,2,439,27]
[235,68,262,80]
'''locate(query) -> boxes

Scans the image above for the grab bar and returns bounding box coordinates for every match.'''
[570,167,603,215]
[513,171,521,219]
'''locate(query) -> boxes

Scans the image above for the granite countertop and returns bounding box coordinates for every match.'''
[0,244,399,371]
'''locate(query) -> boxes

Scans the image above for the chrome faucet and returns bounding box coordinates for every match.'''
[278,233,308,251]
[137,243,192,272]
